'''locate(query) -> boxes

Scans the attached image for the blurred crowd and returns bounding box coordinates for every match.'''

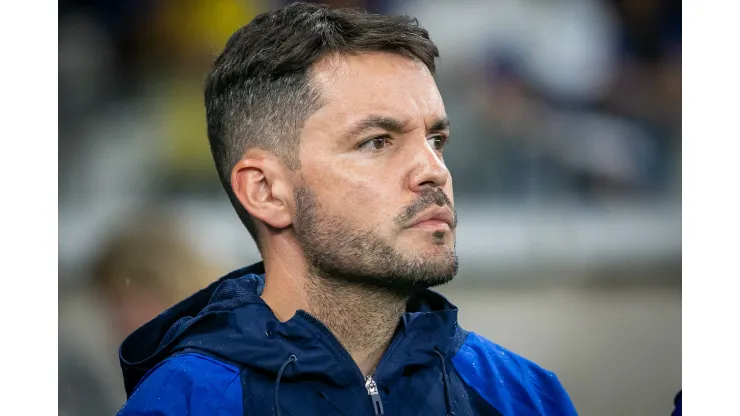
[58,1,681,415]
[59,0,680,204]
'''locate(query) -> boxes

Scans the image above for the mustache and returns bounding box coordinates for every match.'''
[396,189,457,228]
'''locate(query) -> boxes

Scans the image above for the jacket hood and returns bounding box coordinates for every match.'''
[119,262,460,397]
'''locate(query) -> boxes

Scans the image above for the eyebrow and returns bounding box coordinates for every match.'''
[343,115,451,139]
[429,116,451,132]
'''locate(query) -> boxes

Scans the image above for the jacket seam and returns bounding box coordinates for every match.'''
[215,369,243,413]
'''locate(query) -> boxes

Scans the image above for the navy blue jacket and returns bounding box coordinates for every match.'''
[672,391,682,416]
[118,262,578,415]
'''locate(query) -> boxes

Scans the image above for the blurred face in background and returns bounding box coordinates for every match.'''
[291,52,458,294]
[100,280,171,341]
[92,216,218,341]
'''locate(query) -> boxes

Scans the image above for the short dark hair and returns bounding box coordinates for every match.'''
[204,2,439,248]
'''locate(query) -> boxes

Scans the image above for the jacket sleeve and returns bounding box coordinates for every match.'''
[117,353,242,415]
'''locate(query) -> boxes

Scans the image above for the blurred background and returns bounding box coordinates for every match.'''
[58,0,681,415]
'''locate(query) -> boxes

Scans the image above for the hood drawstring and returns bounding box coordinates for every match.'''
[435,349,454,416]
[275,354,297,416]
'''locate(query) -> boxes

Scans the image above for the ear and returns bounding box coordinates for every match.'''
[231,149,294,231]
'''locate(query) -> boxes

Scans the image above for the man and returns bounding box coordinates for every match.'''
[117,3,578,415]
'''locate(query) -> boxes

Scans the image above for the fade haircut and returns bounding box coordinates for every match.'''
[204,2,439,248]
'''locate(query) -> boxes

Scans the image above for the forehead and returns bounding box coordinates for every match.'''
[307,51,445,129]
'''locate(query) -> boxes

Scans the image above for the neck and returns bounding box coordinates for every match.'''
[260,239,408,376]
[305,277,407,376]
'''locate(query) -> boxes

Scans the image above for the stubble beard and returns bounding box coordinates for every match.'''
[292,185,459,297]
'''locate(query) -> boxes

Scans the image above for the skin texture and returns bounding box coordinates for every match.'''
[231,51,457,375]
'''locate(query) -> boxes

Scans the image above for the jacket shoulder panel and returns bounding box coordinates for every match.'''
[117,352,242,415]
[451,331,578,416]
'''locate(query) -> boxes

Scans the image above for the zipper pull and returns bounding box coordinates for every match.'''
[365,375,384,415]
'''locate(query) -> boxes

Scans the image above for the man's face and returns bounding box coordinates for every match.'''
[292,52,457,294]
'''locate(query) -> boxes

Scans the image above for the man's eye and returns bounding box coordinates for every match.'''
[428,135,448,151]
[359,136,391,151]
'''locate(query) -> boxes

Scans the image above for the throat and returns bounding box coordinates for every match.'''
[305,278,408,376]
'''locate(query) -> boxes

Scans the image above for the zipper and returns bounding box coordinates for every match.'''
[300,311,390,415]
[363,330,405,416]
[365,375,384,415]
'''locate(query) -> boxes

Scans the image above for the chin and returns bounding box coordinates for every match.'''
[407,246,458,277]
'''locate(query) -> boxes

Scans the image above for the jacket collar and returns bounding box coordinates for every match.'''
[120,262,459,394]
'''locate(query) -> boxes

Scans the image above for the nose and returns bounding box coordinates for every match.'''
[408,138,450,193]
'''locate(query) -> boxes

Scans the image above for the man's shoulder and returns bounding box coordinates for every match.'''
[118,352,242,415]
[451,330,560,383]
[451,330,578,416]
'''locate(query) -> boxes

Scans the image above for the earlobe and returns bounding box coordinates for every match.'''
[231,151,294,230]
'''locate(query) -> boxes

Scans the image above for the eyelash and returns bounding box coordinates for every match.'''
[429,134,449,151]
[358,135,392,152]
[357,134,450,152]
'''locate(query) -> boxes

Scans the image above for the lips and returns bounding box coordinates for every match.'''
[408,207,455,229]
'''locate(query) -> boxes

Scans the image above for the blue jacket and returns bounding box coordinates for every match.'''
[672,391,681,416]
[118,262,577,415]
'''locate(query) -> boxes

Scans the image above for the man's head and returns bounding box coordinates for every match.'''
[205,2,458,294]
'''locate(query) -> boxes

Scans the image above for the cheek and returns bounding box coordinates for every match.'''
[331,179,385,212]
[312,170,396,226]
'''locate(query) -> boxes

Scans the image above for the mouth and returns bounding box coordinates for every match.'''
[408,207,455,231]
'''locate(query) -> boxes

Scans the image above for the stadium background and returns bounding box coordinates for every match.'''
[58,0,681,415]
